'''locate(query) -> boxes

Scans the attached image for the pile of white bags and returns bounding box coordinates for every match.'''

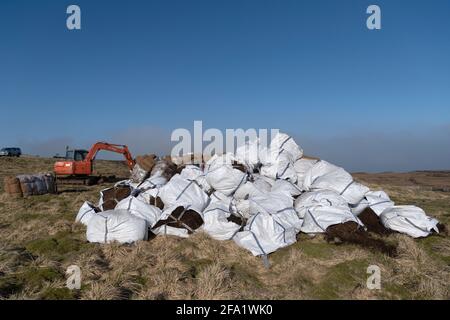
[76,132,442,255]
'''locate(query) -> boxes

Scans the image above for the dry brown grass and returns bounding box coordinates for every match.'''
[387,235,449,299]
[0,157,449,300]
[194,262,236,299]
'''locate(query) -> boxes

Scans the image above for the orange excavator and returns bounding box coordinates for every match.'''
[54,142,135,185]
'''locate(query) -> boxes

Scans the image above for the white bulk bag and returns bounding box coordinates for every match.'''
[294,158,319,189]
[152,204,204,238]
[302,160,349,192]
[129,175,167,204]
[294,190,363,234]
[341,182,370,206]
[260,132,303,164]
[152,225,190,238]
[114,180,132,187]
[271,179,302,198]
[248,192,303,232]
[179,165,211,193]
[201,201,241,241]
[138,175,168,189]
[130,164,148,183]
[260,151,298,183]
[75,201,98,226]
[98,190,107,211]
[351,190,395,216]
[115,196,162,228]
[136,187,160,205]
[252,174,274,192]
[210,191,242,218]
[233,212,297,256]
[205,154,248,196]
[294,190,351,217]
[365,191,395,216]
[301,206,361,234]
[302,160,369,205]
[210,191,233,206]
[235,199,253,219]
[250,191,295,213]
[350,198,369,216]
[235,139,261,172]
[380,206,439,238]
[157,203,204,222]
[159,174,210,211]
[234,181,267,200]
[86,210,148,244]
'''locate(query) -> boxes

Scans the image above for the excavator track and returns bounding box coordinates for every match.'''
[55,175,121,188]
[56,176,101,187]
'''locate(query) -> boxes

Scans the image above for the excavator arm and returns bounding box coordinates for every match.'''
[85,142,136,170]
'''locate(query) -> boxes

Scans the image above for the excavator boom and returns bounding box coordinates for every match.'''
[85,142,135,170]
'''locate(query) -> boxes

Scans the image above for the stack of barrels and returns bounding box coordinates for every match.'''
[3,176,23,198]
[3,173,56,198]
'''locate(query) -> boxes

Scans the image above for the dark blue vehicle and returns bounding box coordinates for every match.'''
[0,147,22,157]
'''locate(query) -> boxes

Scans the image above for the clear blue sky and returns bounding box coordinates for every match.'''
[1,0,449,172]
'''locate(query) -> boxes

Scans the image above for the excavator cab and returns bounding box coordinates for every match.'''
[66,149,89,161]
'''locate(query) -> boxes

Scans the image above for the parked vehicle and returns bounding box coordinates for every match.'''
[0,147,22,157]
